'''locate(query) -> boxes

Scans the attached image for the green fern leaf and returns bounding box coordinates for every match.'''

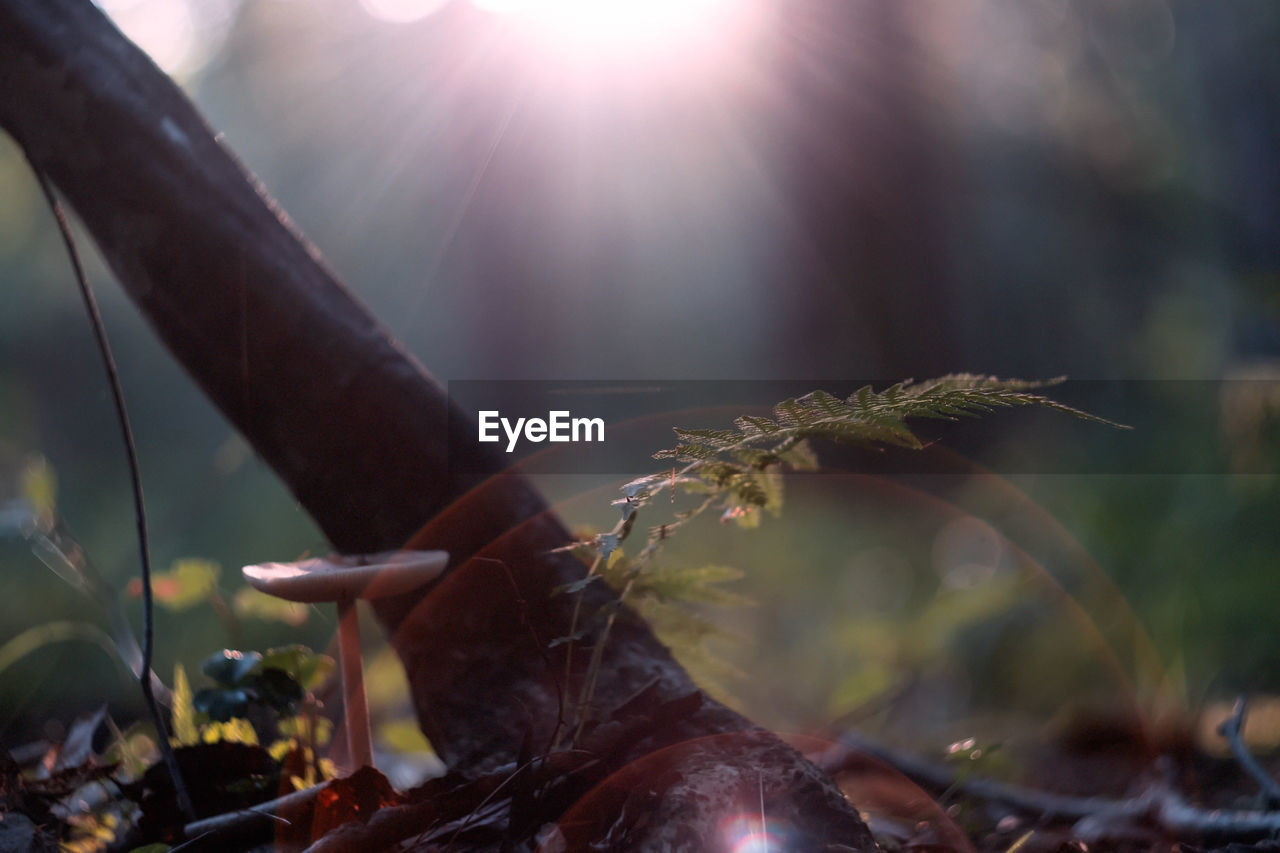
[567,374,1124,706]
[628,375,1123,549]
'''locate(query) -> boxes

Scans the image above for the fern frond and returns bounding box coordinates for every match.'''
[624,564,751,607]
[621,375,1122,537]
[563,375,1122,710]
[656,376,1122,470]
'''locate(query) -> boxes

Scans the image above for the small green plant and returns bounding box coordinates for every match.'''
[560,376,1124,734]
[191,648,306,725]
[172,645,337,787]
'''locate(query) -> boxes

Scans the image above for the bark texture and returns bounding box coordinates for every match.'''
[0,2,876,848]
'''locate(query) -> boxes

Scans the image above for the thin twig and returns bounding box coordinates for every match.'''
[818,731,1122,822]
[572,577,635,745]
[1218,696,1280,807]
[441,761,529,853]
[556,551,601,750]
[171,782,321,852]
[819,730,1280,841]
[27,163,195,821]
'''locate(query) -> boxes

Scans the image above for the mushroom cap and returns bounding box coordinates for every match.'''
[242,549,449,603]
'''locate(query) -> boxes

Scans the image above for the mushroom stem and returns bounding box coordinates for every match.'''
[241,549,449,775]
[336,596,374,771]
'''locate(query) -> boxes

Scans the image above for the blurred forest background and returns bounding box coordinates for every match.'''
[1,0,1278,781]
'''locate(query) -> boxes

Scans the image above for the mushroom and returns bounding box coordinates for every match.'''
[242,549,449,772]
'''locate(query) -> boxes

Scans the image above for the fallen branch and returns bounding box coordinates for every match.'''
[172,783,324,853]
[1218,696,1280,808]
[818,730,1280,843]
[171,765,400,852]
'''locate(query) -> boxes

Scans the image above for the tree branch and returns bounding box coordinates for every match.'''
[819,731,1280,843]
[0,0,496,555]
[0,2,877,847]
[1218,697,1280,807]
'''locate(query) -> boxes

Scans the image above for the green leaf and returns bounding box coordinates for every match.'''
[194,687,250,722]
[634,598,737,647]
[19,455,57,525]
[633,564,751,607]
[0,621,119,679]
[258,644,333,691]
[637,376,1125,535]
[202,717,258,745]
[903,574,1026,663]
[201,649,262,687]
[595,375,1124,697]
[151,558,220,612]
[364,646,410,713]
[278,714,333,747]
[731,415,782,437]
[248,668,304,714]
[172,663,199,746]
[596,533,621,561]
[103,721,158,781]
[673,427,741,447]
[777,439,819,471]
[598,550,633,589]
[377,719,432,753]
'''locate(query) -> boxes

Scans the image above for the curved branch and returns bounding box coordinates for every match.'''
[0,4,877,848]
[0,0,510,556]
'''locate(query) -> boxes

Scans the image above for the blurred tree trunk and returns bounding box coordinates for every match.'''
[0,1,876,848]
[767,0,960,378]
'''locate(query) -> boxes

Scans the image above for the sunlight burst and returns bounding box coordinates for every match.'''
[722,815,789,853]
[359,0,451,23]
[468,0,746,57]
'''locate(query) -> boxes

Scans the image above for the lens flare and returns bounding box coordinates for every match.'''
[721,815,789,853]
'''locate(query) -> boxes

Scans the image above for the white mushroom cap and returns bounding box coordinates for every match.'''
[242,549,449,603]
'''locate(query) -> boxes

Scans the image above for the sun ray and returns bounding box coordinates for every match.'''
[467,0,752,60]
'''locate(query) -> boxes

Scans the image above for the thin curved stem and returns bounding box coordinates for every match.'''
[28,163,194,822]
